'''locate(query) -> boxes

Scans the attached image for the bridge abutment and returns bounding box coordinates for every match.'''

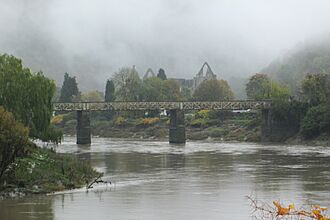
[76,110,91,144]
[169,110,186,144]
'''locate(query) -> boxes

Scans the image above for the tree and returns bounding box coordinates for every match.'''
[301,102,330,138]
[181,87,192,101]
[246,73,291,101]
[80,90,103,102]
[0,54,59,141]
[142,77,182,101]
[104,80,115,102]
[112,67,143,101]
[301,73,330,106]
[157,68,167,80]
[142,77,163,101]
[0,106,29,180]
[163,79,182,101]
[246,73,271,100]
[59,73,79,102]
[193,79,234,101]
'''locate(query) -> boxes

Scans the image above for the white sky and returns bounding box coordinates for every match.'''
[1,0,330,89]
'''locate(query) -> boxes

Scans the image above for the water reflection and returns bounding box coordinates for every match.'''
[0,196,53,220]
[1,138,330,219]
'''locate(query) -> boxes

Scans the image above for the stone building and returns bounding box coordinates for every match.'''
[143,68,156,81]
[193,62,217,90]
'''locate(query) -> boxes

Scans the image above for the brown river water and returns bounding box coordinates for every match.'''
[1,137,330,220]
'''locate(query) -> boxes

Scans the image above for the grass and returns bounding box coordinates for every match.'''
[2,144,100,194]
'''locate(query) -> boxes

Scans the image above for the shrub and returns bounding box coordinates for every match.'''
[207,127,226,137]
[114,116,128,127]
[0,106,29,180]
[190,118,208,128]
[142,117,160,126]
[301,104,330,138]
[195,110,210,119]
[51,115,64,125]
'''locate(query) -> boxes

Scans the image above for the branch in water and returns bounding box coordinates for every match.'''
[86,173,111,189]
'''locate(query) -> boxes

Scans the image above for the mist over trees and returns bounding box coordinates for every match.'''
[2,1,330,90]
[262,40,330,93]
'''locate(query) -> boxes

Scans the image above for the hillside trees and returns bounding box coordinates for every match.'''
[0,54,60,142]
[193,79,234,101]
[300,73,330,138]
[262,41,330,93]
[59,73,80,102]
[301,73,330,106]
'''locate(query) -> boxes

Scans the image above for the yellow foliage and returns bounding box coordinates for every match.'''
[249,196,330,220]
[273,201,294,216]
[114,116,127,126]
[195,110,210,119]
[142,117,160,125]
[51,115,64,124]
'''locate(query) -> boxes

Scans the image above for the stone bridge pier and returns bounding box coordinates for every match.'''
[261,109,272,142]
[76,110,91,144]
[169,110,186,144]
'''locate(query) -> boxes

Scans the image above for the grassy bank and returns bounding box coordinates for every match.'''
[0,143,100,197]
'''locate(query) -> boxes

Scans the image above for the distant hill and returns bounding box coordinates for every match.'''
[262,40,330,93]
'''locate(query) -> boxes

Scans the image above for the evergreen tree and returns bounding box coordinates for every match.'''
[59,73,79,102]
[105,80,115,102]
[157,68,167,80]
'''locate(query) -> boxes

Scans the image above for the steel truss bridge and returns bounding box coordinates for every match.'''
[53,100,272,145]
[53,100,271,111]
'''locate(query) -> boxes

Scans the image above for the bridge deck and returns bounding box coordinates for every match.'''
[53,101,271,111]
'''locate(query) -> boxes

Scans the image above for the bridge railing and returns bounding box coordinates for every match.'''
[53,100,272,111]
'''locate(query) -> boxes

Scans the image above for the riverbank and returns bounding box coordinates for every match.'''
[55,111,261,142]
[0,142,100,199]
[285,132,330,146]
[53,111,330,146]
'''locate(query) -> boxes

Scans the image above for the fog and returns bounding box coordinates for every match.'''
[1,0,330,90]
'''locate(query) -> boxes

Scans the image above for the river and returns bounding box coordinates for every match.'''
[1,137,330,220]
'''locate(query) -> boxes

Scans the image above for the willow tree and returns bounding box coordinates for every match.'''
[0,54,60,142]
